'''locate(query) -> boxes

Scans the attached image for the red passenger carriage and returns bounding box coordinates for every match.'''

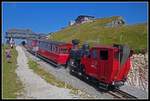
[26,38,38,52]
[27,38,72,65]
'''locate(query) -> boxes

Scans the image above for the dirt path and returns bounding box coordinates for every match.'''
[15,46,79,99]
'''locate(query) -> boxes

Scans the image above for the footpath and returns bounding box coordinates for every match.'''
[15,45,79,99]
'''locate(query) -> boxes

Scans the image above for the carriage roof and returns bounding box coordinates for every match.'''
[27,38,71,46]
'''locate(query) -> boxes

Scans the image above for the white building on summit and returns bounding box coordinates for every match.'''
[69,15,95,26]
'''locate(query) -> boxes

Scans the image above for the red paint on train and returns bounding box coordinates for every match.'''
[27,38,72,65]
[26,38,131,90]
[80,46,130,85]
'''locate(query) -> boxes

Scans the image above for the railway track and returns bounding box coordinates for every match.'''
[108,89,137,99]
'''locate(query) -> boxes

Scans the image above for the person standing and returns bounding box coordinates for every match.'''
[5,47,11,63]
[10,38,15,49]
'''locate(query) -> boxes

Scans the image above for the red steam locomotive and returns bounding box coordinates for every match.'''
[26,38,131,90]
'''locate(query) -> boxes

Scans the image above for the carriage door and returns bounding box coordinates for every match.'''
[89,49,98,78]
[98,49,109,81]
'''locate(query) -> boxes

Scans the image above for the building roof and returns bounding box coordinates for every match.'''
[77,15,95,18]
[7,29,36,34]
[75,15,95,23]
[92,45,118,50]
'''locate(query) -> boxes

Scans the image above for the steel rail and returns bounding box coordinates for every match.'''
[108,89,137,99]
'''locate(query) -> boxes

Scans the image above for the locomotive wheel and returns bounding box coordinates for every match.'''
[78,64,86,78]
[80,65,86,75]
[110,85,119,91]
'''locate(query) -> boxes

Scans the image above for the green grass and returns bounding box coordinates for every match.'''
[49,16,147,53]
[2,45,24,99]
[28,59,93,98]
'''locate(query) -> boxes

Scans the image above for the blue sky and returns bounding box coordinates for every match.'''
[2,2,148,43]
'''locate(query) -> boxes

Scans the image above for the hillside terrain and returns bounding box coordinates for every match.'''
[49,16,147,53]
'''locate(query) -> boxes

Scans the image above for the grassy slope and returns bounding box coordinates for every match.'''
[2,45,23,99]
[49,16,147,52]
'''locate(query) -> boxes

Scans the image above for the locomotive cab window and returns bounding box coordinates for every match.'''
[100,50,108,60]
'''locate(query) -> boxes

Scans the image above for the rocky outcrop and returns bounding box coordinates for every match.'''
[105,16,125,28]
[126,53,148,93]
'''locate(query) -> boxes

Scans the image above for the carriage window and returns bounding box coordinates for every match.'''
[39,41,43,48]
[52,45,55,52]
[48,44,51,51]
[50,44,52,51]
[55,47,58,52]
[53,45,57,52]
[91,49,97,59]
[44,42,47,50]
[54,46,56,52]
[45,43,47,49]
[60,48,68,54]
[57,48,60,53]
[100,50,108,60]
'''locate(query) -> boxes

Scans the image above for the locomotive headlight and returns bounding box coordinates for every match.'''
[70,59,74,65]
[71,61,74,65]
[112,81,115,85]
